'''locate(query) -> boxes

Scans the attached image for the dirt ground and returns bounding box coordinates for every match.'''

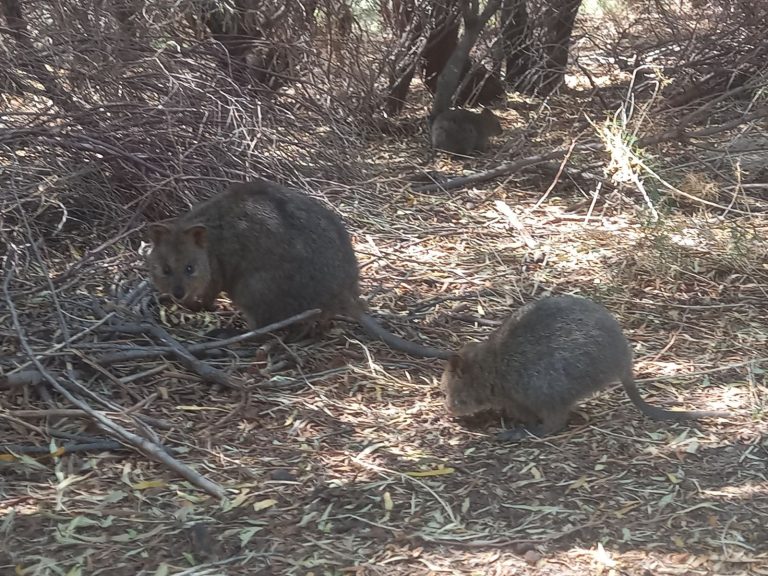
[2,100,768,575]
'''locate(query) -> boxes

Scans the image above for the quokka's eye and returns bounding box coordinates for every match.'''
[162,265,172,276]
[184,264,194,275]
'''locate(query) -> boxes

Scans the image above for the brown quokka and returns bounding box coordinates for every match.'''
[430,108,503,156]
[441,295,729,440]
[146,178,451,359]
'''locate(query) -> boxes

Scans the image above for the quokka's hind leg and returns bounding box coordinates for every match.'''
[285,316,333,342]
[496,408,570,442]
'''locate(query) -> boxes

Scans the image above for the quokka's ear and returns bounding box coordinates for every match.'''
[447,352,463,372]
[147,222,172,244]
[183,224,208,248]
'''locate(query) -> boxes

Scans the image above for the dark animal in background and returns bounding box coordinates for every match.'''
[441,295,729,440]
[430,108,503,156]
[146,179,450,359]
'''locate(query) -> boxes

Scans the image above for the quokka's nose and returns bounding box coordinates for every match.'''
[172,286,185,300]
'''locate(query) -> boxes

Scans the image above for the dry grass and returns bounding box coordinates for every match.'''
[2,97,767,574]
[2,1,768,572]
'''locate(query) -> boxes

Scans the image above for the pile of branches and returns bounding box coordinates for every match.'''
[1,0,767,499]
[0,0,380,242]
[582,0,768,106]
[0,0,382,496]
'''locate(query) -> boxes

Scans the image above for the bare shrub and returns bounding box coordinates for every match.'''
[0,0,389,250]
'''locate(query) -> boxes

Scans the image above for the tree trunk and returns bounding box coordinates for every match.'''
[386,67,417,115]
[454,62,505,107]
[430,0,503,119]
[500,0,531,85]
[422,2,461,97]
[538,0,582,95]
[383,0,422,115]
[200,0,294,91]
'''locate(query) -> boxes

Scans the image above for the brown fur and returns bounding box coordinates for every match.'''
[146,179,451,359]
[430,108,503,156]
[441,295,729,440]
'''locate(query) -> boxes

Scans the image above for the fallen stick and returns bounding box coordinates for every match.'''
[412,149,572,194]
[9,409,173,430]
[94,308,322,365]
[1,439,127,456]
[3,249,227,500]
[142,323,243,390]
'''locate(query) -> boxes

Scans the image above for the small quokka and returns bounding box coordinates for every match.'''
[441,295,729,440]
[430,108,503,156]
